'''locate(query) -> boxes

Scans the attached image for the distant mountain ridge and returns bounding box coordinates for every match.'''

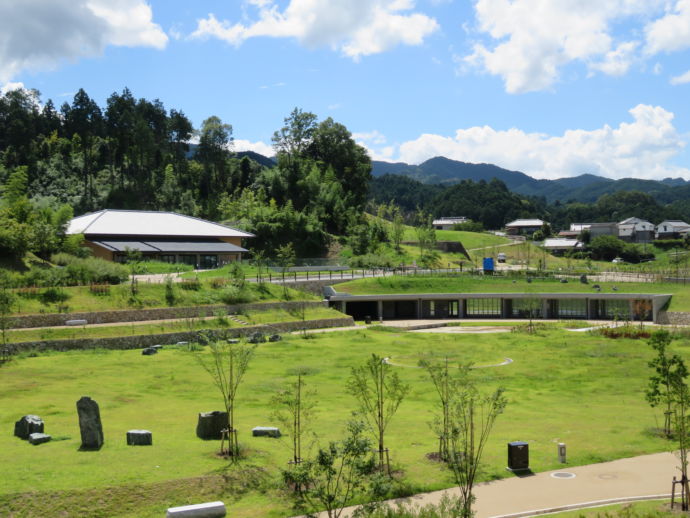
[371,156,689,204]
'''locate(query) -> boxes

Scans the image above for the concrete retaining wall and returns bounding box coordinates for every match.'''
[657,311,690,325]
[8,300,328,329]
[6,317,354,352]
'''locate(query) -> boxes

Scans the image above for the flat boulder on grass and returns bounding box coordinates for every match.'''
[127,429,152,446]
[142,347,158,356]
[28,433,51,445]
[196,411,229,440]
[268,334,282,342]
[252,426,281,438]
[247,332,265,344]
[14,415,44,440]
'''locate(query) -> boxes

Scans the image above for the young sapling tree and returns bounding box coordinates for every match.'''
[196,340,256,458]
[347,354,409,474]
[647,329,688,437]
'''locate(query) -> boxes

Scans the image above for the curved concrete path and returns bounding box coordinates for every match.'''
[308,452,677,518]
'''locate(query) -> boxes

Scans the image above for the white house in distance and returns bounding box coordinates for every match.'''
[505,219,544,236]
[543,238,583,255]
[67,210,254,269]
[432,216,467,230]
[617,217,654,243]
[656,220,690,239]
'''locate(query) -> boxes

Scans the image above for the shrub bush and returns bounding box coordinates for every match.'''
[219,286,256,305]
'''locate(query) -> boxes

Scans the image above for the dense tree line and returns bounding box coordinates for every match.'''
[0,88,371,258]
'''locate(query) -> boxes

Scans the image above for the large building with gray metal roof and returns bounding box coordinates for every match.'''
[67,210,253,269]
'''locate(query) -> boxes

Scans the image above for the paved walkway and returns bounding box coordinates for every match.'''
[312,452,678,518]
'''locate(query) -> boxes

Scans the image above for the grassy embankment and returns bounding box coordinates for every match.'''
[335,276,690,311]
[7,281,317,316]
[1,326,685,517]
[4,307,343,344]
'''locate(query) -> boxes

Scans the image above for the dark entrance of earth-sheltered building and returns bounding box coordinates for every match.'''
[382,301,417,319]
[344,301,379,320]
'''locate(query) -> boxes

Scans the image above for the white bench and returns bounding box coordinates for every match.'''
[166,501,226,518]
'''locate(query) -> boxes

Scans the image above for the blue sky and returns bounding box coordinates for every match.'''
[4,0,690,181]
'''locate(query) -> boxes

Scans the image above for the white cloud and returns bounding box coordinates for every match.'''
[191,0,438,60]
[589,41,638,76]
[463,0,663,93]
[670,70,690,84]
[0,0,167,82]
[353,130,388,145]
[1,82,25,95]
[363,105,690,180]
[234,139,275,157]
[645,0,690,55]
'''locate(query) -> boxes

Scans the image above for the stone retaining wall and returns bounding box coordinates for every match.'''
[657,311,690,325]
[8,300,328,329]
[6,317,354,352]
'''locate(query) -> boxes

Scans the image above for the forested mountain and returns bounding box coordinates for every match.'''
[369,174,685,230]
[371,156,690,204]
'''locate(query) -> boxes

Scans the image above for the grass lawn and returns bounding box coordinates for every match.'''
[335,276,690,311]
[545,499,674,518]
[0,326,684,517]
[5,307,343,343]
[8,281,317,316]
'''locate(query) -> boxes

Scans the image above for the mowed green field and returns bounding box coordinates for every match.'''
[335,276,690,311]
[0,326,684,517]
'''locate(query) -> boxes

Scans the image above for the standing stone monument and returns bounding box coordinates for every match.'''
[77,396,104,450]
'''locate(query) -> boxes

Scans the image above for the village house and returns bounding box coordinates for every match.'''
[656,220,690,239]
[505,219,545,236]
[432,216,467,230]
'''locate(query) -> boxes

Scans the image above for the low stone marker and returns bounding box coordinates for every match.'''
[268,334,282,342]
[14,415,44,439]
[176,341,188,346]
[166,501,226,518]
[196,411,229,440]
[226,339,239,344]
[127,429,152,446]
[77,396,104,450]
[252,426,281,438]
[28,433,51,445]
[142,347,158,356]
[247,331,265,344]
[65,319,88,326]
[151,344,163,350]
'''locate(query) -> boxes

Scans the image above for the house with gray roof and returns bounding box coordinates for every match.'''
[67,210,253,269]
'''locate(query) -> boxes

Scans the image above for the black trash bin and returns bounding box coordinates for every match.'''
[507,441,529,471]
[364,315,372,325]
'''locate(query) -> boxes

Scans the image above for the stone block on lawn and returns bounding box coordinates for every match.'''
[247,331,265,344]
[28,433,51,445]
[127,429,152,446]
[196,411,228,440]
[77,396,104,450]
[268,334,282,342]
[14,415,44,440]
[252,426,281,438]
[142,347,158,355]
[151,344,163,350]
[226,339,239,344]
[166,501,226,518]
